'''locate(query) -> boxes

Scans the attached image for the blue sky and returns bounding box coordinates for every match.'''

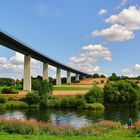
[0,0,140,79]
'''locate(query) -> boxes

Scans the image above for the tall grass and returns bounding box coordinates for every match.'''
[0,118,122,136]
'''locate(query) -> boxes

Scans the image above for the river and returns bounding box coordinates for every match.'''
[0,106,139,127]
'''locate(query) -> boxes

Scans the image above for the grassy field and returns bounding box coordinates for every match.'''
[0,129,139,140]
[53,86,91,91]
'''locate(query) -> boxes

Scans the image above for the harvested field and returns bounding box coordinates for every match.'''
[53,90,88,96]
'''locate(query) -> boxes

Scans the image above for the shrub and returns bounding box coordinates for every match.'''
[104,80,137,105]
[5,101,28,109]
[32,79,40,91]
[51,97,61,108]
[23,92,39,106]
[75,98,86,108]
[0,96,7,103]
[85,87,104,103]
[29,104,39,108]
[60,97,85,108]
[1,88,18,94]
[84,103,105,110]
[60,97,71,108]
[39,80,53,107]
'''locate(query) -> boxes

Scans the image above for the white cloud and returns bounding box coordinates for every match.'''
[68,44,112,75]
[98,9,107,15]
[68,62,101,74]
[10,52,38,65]
[0,52,42,79]
[69,44,112,64]
[106,6,140,30]
[92,24,134,41]
[121,64,140,77]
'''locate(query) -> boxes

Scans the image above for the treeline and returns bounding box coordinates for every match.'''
[109,73,140,81]
[32,75,84,84]
[0,78,15,86]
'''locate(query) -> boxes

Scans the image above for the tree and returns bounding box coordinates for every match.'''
[104,80,137,105]
[93,74,100,78]
[37,75,43,81]
[109,73,120,81]
[32,79,40,91]
[15,79,20,86]
[100,75,106,78]
[39,80,53,107]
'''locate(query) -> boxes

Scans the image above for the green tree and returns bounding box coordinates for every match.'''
[109,73,120,81]
[93,74,100,78]
[15,79,20,86]
[32,79,40,91]
[100,75,106,78]
[104,80,137,105]
[39,80,53,107]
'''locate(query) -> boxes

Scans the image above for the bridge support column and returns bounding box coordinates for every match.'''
[43,63,49,81]
[67,71,71,84]
[23,55,31,91]
[56,67,61,85]
[76,74,80,81]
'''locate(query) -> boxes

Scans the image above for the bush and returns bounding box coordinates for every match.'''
[32,79,40,91]
[23,92,39,106]
[39,80,53,108]
[60,97,85,108]
[85,87,103,103]
[60,97,72,108]
[1,88,18,94]
[104,80,137,105]
[5,101,28,109]
[0,96,7,103]
[84,103,105,110]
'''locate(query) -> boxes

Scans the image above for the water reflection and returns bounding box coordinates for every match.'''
[0,106,140,127]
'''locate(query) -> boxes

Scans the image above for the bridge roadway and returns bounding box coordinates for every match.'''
[0,29,92,91]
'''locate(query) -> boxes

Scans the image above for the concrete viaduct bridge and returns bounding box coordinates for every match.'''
[0,29,92,91]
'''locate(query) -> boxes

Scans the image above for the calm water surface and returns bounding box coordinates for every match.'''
[0,107,140,127]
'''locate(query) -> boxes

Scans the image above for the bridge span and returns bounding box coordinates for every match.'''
[0,29,92,91]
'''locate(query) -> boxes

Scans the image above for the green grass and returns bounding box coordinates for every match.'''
[53,87,91,91]
[0,129,139,140]
[0,86,22,93]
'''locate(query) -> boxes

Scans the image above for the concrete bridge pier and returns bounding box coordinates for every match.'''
[67,71,71,84]
[43,62,49,81]
[56,67,61,85]
[76,74,80,81]
[23,55,31,91]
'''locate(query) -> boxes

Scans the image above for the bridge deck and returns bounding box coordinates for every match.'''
[0,29,91,76]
